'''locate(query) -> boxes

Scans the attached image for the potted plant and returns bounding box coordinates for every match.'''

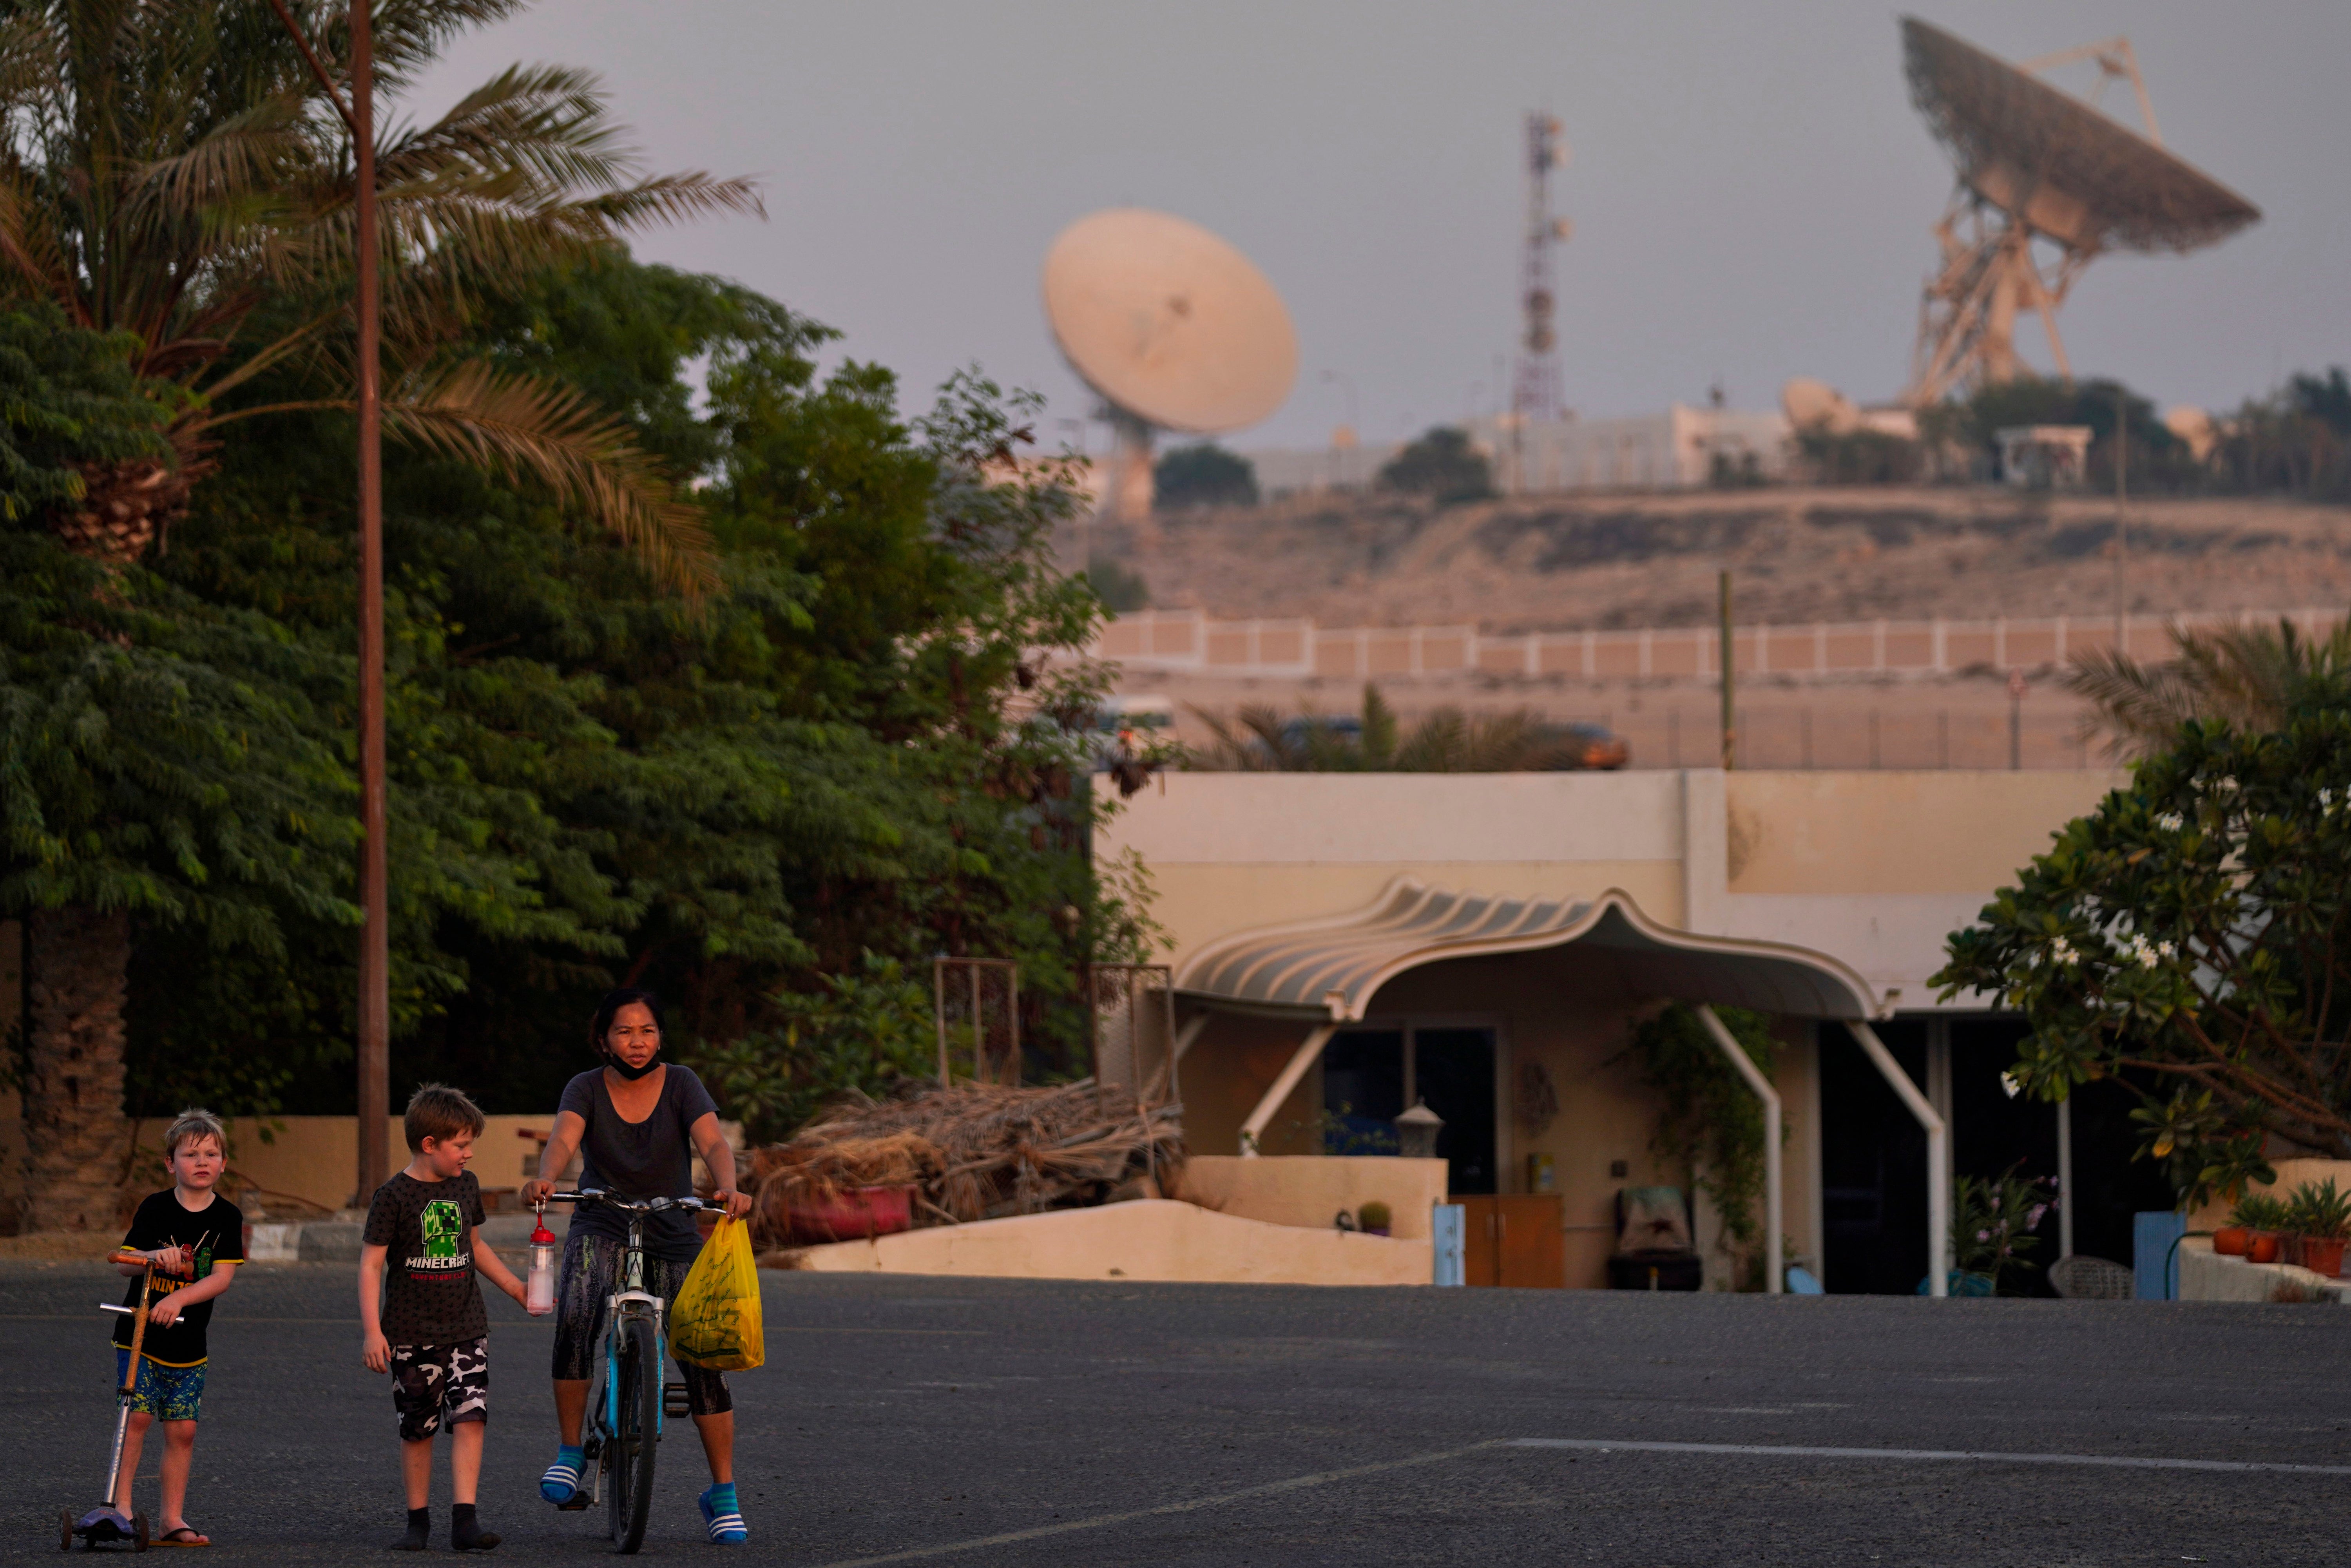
[2213,1193,2282,1256]
[1942,1164,2053,1297]
[2233,1193,2289,1263]
[1356,1200,1393,1237]
[2286,1179,2351,1278]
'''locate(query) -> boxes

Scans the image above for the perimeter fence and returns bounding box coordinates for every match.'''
[1094,605,2346,684]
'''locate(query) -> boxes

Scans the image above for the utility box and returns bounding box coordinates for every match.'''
[2134,1210,2186,1300]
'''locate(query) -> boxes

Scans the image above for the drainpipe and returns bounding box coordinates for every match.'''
[1846,1020,1950,1298]
[1696,1005,1781,1294]
[1239,1022,1339,1157]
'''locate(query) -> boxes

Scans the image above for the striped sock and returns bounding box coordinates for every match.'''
[540,1446,584,1504]
[699,1483,746,1544]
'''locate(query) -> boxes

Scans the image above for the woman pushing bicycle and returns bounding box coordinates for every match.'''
[520,987,756,1546]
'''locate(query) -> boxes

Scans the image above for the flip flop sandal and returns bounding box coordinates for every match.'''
[154,1526,210,1546]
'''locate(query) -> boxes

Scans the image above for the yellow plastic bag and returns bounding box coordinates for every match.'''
[668,1215,765,1371]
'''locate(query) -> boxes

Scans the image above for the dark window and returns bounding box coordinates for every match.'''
[1820,1020,1928,1295]
[1323,1030,1404,1155]
[1415,1028,1497,1196]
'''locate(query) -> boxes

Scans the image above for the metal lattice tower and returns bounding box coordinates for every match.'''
[1511,114,1570,429]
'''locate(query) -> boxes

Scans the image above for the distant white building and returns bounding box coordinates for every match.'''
[1243,405,1793,500]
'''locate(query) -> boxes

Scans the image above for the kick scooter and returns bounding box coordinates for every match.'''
[58,1257,181,1551]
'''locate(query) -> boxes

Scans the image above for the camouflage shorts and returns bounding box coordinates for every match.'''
[390,1337,488,1441]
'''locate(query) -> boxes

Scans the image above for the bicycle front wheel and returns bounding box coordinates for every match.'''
[608,1316,662,1553]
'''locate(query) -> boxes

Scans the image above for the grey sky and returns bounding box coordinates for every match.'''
[417,2,2348,452]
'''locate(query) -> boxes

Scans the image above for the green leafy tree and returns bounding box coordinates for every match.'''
[1377,426,1494,504]
[1152,444,1257,509]
[1934,703,2351,1206]
[138,254,1142,1129]
[0,307,355,1227]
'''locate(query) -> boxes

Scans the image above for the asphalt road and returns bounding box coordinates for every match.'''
[5,1260,2348,1565]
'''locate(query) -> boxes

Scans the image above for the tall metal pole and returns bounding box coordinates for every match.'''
[2111,385,2128,655]
[1718,569,1735,770]
[351,0,389,1209]
[262,0,386,1206]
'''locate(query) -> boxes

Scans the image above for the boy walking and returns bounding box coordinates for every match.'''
[110,1108,243,1547]
[362,1085,529,1552]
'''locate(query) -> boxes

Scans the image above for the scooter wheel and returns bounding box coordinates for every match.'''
[131,1513,149,1552]
[58,1509,73,1550]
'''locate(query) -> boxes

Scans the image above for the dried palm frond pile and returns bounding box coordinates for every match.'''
[748,1079,1185,1248]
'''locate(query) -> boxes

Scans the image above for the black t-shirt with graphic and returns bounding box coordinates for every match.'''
[364,1170,489,1347]
[114,1189,246,1366]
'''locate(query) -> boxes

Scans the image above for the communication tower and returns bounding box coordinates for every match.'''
[1512,113,1570,429]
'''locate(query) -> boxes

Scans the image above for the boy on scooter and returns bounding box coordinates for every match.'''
[110,1108,244,1547]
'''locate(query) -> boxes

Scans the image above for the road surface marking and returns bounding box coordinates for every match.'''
[803,1440,1509,1566]
[1508,1438,2351,1475]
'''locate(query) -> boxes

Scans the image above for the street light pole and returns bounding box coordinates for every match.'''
[350,0,388,1211]
[265,0,385,1206]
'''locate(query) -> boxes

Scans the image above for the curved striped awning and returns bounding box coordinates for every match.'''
[1175,878,1881,1022]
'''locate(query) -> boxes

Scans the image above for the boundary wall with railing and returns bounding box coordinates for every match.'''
[1094,606,2346,683]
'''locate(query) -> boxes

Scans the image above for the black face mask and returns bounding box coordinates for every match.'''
[602,1048,660,1081]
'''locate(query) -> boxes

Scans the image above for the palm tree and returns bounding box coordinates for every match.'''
[0,0,757,1228]
[0,0,757,585]
[1189,684,1576,772]
[2067,616,2351,759]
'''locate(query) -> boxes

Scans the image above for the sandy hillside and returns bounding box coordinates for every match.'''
[1090,487,2351,633]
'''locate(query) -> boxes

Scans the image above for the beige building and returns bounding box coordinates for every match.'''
[1101,768,2140,1293]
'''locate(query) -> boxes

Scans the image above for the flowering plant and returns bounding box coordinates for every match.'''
[1949,1163,2055,1293]
[1936,704,2351,1206]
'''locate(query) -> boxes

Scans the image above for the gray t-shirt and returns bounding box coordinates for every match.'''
[558,1065,721,1263]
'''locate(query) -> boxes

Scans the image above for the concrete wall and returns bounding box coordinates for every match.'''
[127,1115,559,1214]
[0,922,22,1226]
[786,1198,1433,1287]
[2183,1158,2351,1233]
[1723,772,2121,896]
[1176,1155,1447,1240]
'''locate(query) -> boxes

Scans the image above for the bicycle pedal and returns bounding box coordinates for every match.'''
[663,1382,691,1418]
[555,1494,592,1512]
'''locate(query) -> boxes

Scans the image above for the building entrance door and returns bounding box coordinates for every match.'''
[1323,1023,1497,1195]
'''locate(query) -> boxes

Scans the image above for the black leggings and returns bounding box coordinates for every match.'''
[551,1230,732,1417]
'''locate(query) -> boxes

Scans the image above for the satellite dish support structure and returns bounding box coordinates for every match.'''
[1900,21,2257,407]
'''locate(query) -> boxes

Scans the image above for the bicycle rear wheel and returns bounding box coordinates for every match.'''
[607,1316,662,1552]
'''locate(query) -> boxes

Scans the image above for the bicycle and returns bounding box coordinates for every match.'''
[545,1189,708,1554]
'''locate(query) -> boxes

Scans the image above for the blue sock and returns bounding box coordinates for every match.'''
[700,1483,746,1543]
[541,1445,585,1503]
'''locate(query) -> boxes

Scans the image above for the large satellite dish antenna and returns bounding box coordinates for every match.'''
[1043,208,1298,520]
[1899,18,2259,406]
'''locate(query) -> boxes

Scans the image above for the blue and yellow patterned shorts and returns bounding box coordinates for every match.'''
[114,1350,206,1422]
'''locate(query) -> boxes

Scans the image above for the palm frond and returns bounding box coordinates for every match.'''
[383,360,718,598]
[2067,616,2351,759]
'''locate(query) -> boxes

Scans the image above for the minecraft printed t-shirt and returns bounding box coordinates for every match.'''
[364,1170,489,1346]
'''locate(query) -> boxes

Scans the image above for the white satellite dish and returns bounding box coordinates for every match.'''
[1043,208,1298,518]
[1782,377,1861,434]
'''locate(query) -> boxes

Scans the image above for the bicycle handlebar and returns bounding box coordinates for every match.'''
[545,1188,710,1214]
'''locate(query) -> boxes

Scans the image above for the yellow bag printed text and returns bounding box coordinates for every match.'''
[669,1215,764,1371]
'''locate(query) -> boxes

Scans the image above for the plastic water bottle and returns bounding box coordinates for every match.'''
[525,1215,557,1316]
